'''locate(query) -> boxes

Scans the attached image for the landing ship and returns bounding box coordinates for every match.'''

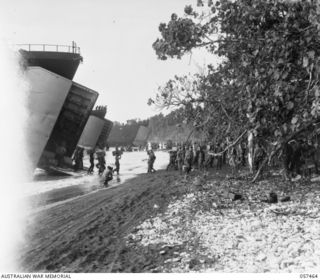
[20,42,113,175]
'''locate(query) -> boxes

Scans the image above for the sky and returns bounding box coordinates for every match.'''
[1,0,216,123]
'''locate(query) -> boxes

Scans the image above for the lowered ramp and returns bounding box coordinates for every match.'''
[25,66,72,170]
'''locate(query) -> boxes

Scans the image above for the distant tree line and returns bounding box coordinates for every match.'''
[108,119,148,146]
[108,109,196,147]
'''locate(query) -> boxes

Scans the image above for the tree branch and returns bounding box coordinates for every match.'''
[220,103,232,122]
[208,130,247,156]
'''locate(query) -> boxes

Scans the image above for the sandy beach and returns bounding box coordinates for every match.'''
[19,166,320,272]
[20,170,186,272]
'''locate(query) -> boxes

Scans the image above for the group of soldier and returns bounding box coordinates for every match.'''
[84,146,122,186]
[69,136,320,189]
[283,139,320,178]
[165,137,320,178]
[165,140,265,175]
[72,145,159,187]
[165,142,238,174]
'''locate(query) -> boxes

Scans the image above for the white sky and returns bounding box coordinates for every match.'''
[1,0,217,123]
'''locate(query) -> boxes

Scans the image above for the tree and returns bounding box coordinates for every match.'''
[152,0,320,178]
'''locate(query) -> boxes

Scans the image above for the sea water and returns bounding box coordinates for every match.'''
[24,150,169,207]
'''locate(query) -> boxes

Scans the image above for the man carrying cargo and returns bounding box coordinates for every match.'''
[104,166,113,187]
[73,147,84,171]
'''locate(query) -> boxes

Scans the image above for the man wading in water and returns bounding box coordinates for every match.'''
[104,166,113,187]
[87,149,95,174]
[113,147,122,175]
[147,149,156,173]
[96,148,106,175]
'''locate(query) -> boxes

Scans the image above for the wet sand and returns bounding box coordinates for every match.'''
[25,151,169,211]
[20,170,188,272]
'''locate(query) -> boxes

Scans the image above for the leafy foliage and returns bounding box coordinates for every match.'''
[152,0,320,151]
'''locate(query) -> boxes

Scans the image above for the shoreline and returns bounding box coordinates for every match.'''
[20,170,189,272]
[27,167,167,213]
[25,150,169,198]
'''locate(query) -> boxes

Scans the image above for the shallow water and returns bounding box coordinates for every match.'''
[24,150,169,197]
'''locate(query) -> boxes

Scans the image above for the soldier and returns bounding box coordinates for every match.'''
[147,149,156,173]
[205,142,214,169]
[291,140,303,176]
[73,147,82,171]
[176,147,184,174]
[253,142,266,173]
[228,145,237,175]
[283,141,294,178]
[104,166,113,187]
[198,146,205,170]
[166,150,177,171]
[216,143,223,170]
[96,148,106,175]
[87,149,95,174]
[113,147,122,175]
[78,147,84,170]
[193,143,199,168]
[184,146,193,174]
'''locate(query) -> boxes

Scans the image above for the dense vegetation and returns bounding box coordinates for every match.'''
[150,0,320,170]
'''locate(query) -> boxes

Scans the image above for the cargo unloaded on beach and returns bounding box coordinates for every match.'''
[20,42,113,175]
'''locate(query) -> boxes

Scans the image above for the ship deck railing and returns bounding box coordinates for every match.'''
[17,43,81,54]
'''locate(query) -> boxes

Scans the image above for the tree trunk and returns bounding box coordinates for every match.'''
[247,130,254,173]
